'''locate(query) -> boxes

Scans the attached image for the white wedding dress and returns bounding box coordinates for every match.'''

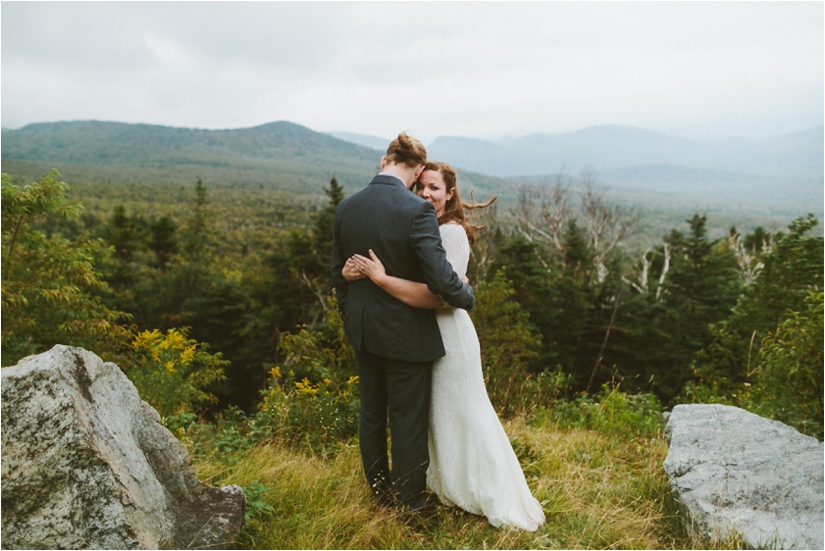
[427,222,546,531]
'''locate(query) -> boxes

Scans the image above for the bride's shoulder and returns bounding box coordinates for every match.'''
[440,221,469,240]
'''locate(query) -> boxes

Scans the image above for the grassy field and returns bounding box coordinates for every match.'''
[191,414,739,550]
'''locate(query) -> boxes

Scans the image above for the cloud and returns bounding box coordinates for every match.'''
[2,2,822,140]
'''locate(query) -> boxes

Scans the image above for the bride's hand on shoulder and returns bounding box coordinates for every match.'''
[343,257,368,281]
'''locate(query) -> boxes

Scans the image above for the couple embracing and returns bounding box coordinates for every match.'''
[331,133,545,531]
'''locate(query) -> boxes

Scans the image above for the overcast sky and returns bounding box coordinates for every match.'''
[2,1,823,143]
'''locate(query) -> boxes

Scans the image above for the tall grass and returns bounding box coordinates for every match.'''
[192,413,738,550]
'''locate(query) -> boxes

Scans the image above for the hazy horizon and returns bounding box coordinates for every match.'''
[2,2,822,144]
[4,118,822,148]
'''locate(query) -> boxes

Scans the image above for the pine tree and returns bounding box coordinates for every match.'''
[109,205,138,262]
[314,175,344,272]
[184,177,210,258]
[149,216,179,271]
[658,214,739,399]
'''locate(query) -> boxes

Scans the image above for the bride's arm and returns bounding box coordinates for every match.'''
[352,250,446,309]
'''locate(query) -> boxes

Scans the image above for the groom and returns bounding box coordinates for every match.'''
[331,132,475,510]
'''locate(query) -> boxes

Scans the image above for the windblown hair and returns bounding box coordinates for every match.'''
[425,161,497,246]
[385,132,427,168]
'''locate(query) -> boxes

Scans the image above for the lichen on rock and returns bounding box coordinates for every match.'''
[1,345,245,550]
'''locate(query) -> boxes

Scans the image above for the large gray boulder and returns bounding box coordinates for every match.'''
[664,403,823,549]
[1,345,245,549]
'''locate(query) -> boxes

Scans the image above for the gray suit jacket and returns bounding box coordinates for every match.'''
[331,174,475,362]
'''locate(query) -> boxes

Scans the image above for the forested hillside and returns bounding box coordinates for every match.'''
[3,119,818,253]
[3,166,821,437]
[3,149,821,547]
[0,120,508,202]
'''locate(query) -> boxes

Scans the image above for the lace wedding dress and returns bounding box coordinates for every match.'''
[427,222,546,531]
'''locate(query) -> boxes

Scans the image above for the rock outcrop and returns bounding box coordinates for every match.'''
[1,345,245,549]
[664,403,823,549]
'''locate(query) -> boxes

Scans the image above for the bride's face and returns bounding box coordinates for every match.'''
[415,169,454,218]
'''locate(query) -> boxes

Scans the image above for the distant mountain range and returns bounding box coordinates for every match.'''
[1,119,822,218]
[330,124,823,212]
[427,125,824,178]
[0,120,506,201]
[328,125,823,179]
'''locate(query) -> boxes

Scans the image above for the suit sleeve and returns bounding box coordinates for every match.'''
[409,201,475,311]
[331,205,348,317]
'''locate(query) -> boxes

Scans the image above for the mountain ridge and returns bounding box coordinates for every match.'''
[427,124,823,178]
[2,120,821,216]
[0,120,508,201]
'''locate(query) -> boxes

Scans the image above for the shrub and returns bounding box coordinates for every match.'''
[129,327,228,417]
[257,367,359,456]
[1,171,132,366]
[744,291,823,439]
[472,270,554,415]
[550,383,663,439]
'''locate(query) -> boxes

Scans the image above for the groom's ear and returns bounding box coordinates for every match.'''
[380,156,388,170]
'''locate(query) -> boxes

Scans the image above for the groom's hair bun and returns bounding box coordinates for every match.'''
[386,132,427,168]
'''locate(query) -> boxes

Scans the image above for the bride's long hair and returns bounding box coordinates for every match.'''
[425,162,497,246]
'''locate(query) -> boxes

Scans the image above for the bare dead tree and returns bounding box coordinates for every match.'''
[513,171,572,269]
[727,229,774,285]
[655,242,671,300]
[468,197,499,283]
[622,247,653,294]
[299,268,328,325]
[579,168,642,282]
[513,169,640,281]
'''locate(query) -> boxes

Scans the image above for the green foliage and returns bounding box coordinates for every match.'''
[148,215,179,270]
[657,214,740,399]
[688,214,823,407]
[183,177,211,258]
[313,175,344,271]
[743,291,823,439]
[548,383,663,439]
[256,367,360,457]
[129,327,228,417]
[471,270,573,415]
[1,171,132,366]
[170,298,359,458]
[255,297,359,455]
[241,481,276,528]
[5,163,821,460]
[489,235,558,369]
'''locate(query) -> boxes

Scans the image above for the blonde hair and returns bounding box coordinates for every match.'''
[385,132,427,168]
[424,161,497,246]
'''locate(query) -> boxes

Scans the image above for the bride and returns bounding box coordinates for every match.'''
[343,162,545,531]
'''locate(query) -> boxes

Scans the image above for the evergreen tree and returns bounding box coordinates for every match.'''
[691,214,823,399]
[103,205,146,290]
[665,215,739,343]
[654,215,739,399]
[149,216,179,271]
[489,235,554,369]
[109,205,138,262]
[314,175,345,290]
[471,270,542,415]
[184,177,210,258]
